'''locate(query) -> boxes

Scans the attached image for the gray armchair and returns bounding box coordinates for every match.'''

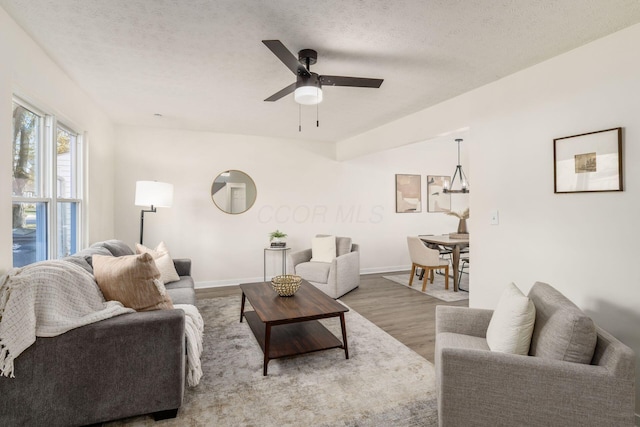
[435,282,636,426]
[288,236,360,299]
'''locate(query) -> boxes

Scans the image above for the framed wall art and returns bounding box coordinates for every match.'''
[395,174,422,213]
[427,175,451,212]
[553,127,622,193]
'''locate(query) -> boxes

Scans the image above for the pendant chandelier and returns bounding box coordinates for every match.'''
[443,138,469,194]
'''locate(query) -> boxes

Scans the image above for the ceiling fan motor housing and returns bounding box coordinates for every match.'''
[296,72,321,89]
[298,49,317,70]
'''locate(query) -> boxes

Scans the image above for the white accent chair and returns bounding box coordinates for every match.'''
[288,236,360,299]
[407,236,449,292]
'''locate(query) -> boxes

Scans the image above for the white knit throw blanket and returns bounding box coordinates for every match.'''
[174,304,204,387]
[0,260,134,378]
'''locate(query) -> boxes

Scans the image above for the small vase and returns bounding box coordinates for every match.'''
[457,218,468,234]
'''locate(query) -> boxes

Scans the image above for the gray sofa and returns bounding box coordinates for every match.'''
[435,282,636,426]
[0,239,196,426]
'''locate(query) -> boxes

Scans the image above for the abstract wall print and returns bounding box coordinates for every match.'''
[554,127,622,193]
[427,176,451,212]
[395,174,422,213]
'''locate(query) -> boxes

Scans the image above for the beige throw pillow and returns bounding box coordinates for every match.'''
[486,282,536,355]
[93,253,173,311]
[135,241,181,284]
[311,235,336,263]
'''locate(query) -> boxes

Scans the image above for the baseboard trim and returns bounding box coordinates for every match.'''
[195,266,412,289]
[635,412,639,426]
[360,265,410,275]
[196,277,260,289]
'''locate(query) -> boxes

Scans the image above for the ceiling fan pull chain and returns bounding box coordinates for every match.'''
[299,103,302,132]
[316,90,320,127]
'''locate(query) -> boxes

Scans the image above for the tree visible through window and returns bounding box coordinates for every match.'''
[11,98,83,267]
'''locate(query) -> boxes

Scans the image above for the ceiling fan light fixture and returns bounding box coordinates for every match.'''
[294,85,323,105]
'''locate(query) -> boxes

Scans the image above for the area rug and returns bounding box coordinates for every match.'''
[108,296,438,426]
[382,273,469,302]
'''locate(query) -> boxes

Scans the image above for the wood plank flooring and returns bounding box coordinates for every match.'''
[195,272,468,363]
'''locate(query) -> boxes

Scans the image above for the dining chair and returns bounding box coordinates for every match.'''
[416,234,452,280]
[458,255,469,292]
[407,236,450,292]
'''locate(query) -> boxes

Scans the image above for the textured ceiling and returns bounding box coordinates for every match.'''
[2,0,640,142]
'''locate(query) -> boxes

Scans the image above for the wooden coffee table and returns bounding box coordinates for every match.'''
[239,280,349,376]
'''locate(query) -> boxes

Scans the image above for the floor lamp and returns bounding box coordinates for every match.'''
[135,181,173,245]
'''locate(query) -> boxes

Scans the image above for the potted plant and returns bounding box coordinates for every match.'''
[269,230,287,247]
[446,208,469,234]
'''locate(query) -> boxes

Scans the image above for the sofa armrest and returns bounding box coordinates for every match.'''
[0,310,186,426]
[334,250,360,279]
[288,248,312,271]
[435,305,493,337]
[592,327,637,379]
[437,346,636,426]
[173,258,191,276]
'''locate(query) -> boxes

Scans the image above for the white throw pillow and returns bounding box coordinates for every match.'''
[486,283,536,355]
[311,235,337,263]
[135,241,181,284]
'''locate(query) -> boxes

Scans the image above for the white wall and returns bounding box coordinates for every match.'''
[4,1,636,414]
[113,126,469,285]
[0,6,116,274]
[339,23,640,415]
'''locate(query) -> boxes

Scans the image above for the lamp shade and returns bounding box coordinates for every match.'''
[135,181,173,207]
[294,86,323,105]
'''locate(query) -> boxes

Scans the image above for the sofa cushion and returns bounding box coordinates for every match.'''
[528,282,597,364]
[316,234,352,257]
[295,261,331,284]
[167,287,196,305]
[311,235,336,262]
[173,258,192,277]
[164,276,195,290]
[336,236,353,257]
[486,283,536,355]
[90,240,135,257]
[136,241,180,284]
[93,253,173,311]
[73,246,112,270]
[62,255,94,274]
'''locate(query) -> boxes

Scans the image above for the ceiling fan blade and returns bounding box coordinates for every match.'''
[320,75,384,88]
[262,40,310,78]
[264,82,297,102]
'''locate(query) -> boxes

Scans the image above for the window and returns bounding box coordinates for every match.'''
[11,98,83,267]
[56,125,81,258]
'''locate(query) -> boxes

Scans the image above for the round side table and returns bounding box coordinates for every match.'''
[263,247,291,282]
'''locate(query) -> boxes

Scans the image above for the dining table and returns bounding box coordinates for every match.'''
[418,234,469,292]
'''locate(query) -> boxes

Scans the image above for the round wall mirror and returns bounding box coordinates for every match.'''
[211,170,257,214]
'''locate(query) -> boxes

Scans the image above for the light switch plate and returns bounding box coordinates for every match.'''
[490,210,499,225]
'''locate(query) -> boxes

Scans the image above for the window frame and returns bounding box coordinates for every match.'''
[54,121,83,258]
[11,96,85,265]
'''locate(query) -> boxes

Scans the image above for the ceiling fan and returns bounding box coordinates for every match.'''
[262,40,384,105]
